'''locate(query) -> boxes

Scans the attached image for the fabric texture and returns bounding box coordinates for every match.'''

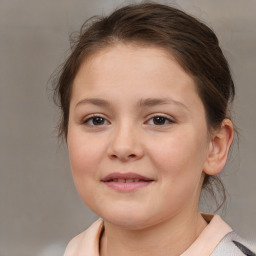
[64,215,255,256]
[211,231,256,256]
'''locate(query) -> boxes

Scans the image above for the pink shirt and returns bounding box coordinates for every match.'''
[64,214,234,256]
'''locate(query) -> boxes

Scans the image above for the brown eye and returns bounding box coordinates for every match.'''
[146,115,174,126]
[82,115,109,126]
[153,116,166,125]
[92,117,105,125]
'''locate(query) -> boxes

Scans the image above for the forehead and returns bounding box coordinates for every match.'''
[73,43,197,94]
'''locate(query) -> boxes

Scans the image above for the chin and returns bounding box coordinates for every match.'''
[99,207,156,230]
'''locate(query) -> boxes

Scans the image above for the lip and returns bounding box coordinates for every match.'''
[101,172,154,192]
[102,172,153,182]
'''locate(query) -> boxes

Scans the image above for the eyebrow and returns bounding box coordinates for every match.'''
[75,97,189,111]
[138,98,189,110]
[75,98,110,108]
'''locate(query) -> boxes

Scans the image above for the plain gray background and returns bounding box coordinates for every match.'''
[0,0,255,255]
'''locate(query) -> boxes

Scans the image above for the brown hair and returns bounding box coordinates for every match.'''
[53,2,235,209]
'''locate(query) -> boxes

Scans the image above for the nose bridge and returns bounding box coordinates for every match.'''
[108,118,143,161]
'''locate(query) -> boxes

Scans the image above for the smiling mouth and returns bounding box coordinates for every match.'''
[106,178,149,183]
[101,173,154,192]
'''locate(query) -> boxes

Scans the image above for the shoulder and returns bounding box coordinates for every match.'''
[211,231,256,256]
[64,218,104,256]
[64,233,85,256]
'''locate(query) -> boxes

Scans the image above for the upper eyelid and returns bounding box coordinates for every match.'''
[81,113,110,123]
[145,113,175,121]
[80,113,175,123]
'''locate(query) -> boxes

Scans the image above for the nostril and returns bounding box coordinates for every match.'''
[110,153,137,160]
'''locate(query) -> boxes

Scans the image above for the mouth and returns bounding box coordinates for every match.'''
[101,172,154,192]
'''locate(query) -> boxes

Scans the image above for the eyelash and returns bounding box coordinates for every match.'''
[145,114,175,126]
[81,114,175,127]
[81,114,110,126]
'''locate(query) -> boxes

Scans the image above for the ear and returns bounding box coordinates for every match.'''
[203,119,234,175]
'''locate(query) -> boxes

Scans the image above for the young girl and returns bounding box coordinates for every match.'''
[53,2,255,256]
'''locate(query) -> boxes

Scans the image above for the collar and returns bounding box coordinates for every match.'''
[181,214,232,256]
[64,214,232,256]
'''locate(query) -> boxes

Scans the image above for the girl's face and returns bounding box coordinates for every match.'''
[67,44,212,229]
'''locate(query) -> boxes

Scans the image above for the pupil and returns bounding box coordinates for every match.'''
[93,117,104,125]
[154,117,165,125]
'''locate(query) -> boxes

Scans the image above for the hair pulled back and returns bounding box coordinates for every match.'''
[53,2,235,209]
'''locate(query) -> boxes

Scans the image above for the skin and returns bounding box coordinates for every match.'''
[66,44,233,256]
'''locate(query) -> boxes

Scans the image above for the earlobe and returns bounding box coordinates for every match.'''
[203,119,234,175]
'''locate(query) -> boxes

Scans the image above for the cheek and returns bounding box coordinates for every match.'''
[67,131,108,207]
[67,131,105,179]
[148,130,208,187]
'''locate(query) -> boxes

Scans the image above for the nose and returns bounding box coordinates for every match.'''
[107,123,144,162]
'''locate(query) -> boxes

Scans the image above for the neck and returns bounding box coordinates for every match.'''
[100,211,207,256]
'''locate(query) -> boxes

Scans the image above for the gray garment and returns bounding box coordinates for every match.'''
[211,231,256,256]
